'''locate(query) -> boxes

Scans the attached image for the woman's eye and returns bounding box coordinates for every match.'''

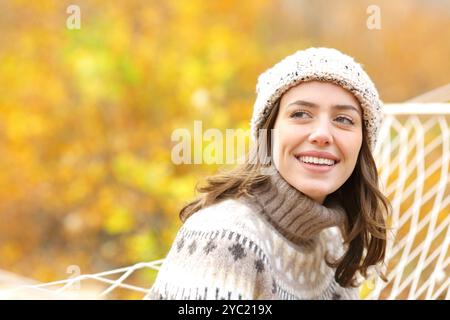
[335,116,354,125]
[290,111,310,119]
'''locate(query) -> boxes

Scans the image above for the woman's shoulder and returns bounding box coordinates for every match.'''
[180,198,347,258]
[150,198,275,300]
[182,198,261,235]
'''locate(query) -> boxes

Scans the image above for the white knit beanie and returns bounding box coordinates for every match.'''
[251,47,383,152]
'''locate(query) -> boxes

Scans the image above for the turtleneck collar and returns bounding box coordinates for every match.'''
[241,168,348,246]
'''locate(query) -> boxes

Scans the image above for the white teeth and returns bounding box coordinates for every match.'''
[298,156,335,166]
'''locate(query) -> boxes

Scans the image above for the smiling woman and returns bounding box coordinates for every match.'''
[145,47,392,300]
[273,81,364,204]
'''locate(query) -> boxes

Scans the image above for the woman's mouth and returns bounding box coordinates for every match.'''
[295,155,339,173]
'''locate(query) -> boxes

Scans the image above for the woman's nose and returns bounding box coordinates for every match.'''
[308,120,334,146]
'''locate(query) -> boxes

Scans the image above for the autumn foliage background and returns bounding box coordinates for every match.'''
[0,0,449,297]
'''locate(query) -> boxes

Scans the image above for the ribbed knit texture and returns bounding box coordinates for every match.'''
[144,171,359,300]
[244,171,348,245]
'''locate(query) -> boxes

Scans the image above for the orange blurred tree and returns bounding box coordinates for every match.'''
[0,0,448,288]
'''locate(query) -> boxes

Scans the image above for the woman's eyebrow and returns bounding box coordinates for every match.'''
[286,100,362,116]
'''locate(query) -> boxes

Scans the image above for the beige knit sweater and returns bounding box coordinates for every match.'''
[145,171,360,300]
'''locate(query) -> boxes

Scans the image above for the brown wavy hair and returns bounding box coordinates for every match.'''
[179,99,392,288]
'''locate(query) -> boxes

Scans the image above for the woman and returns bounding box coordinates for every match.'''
[145,47,391,300]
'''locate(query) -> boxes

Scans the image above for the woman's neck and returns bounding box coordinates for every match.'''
[241,168,348,246]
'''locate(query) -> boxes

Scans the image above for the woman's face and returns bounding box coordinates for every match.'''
[272,80,363,204]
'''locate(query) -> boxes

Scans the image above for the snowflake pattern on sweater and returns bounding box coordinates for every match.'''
[145,170,361,300]
[144,199,359,300]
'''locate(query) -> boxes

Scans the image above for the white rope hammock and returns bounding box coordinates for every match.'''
[366,103,449,300]
[0,260,165,299]
[1,103,449,300]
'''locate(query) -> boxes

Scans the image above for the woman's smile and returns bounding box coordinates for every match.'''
[295,155,339,173]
